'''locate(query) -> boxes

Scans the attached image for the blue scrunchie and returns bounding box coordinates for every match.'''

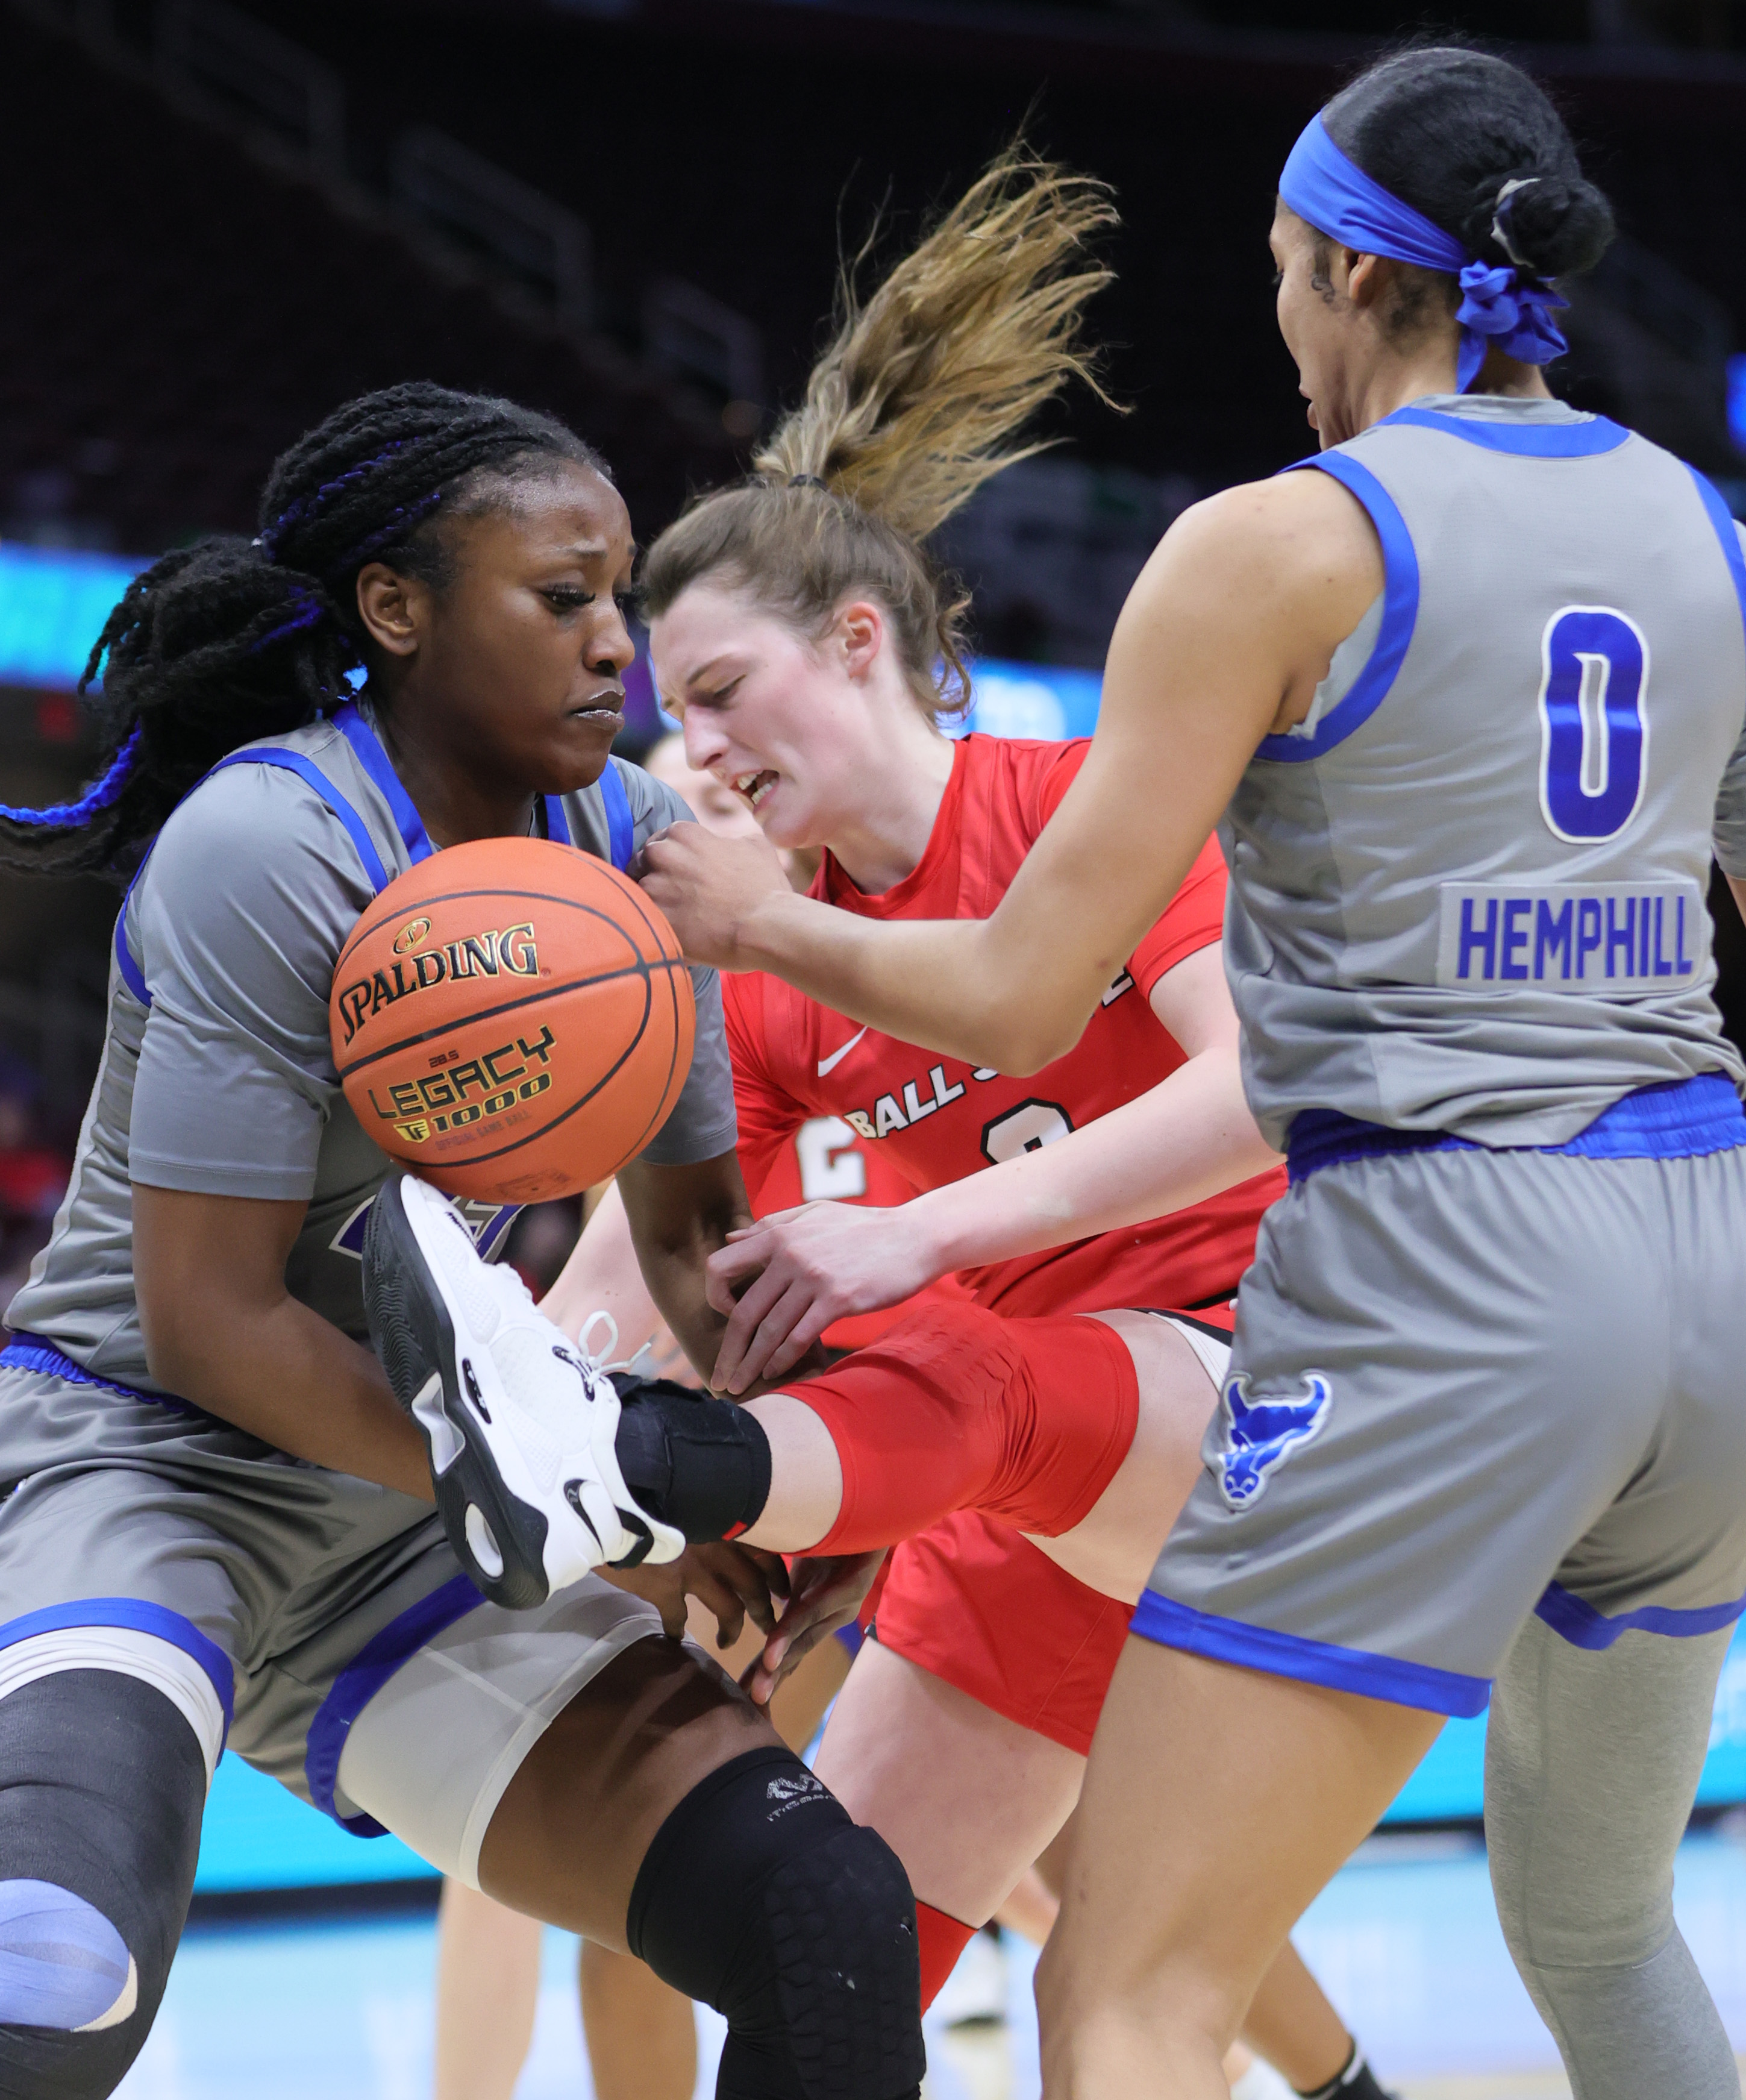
[1278,115,1568,391]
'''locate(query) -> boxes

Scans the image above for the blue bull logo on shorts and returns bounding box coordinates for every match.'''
[1215,1373,1333,1509]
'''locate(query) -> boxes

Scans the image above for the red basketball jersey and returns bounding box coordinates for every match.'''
[724,735,1286,1318]
[748,1117,969,1349]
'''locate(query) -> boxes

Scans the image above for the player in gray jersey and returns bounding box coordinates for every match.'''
[0,385,924,2100]
[635,45,1746,2100]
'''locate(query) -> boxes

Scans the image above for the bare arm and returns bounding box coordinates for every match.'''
[610,1151,754,1382]
[705,944,1280,1391]
[640,471,1383,1073]
[537,1180,665,1356]
[133,1182,431,1499]
[900,944,1277,1267]
[1729,876,1746,929]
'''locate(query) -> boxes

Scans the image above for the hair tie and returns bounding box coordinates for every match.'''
[787,474,830,491]
[0,723,143,830]
[1278,116,1568,391]
[248,589,328,655]
[1490,177,1541,271]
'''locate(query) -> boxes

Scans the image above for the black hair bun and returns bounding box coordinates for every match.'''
[1461,168,1615,281]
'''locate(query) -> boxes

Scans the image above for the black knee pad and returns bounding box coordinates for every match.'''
[0,1671,205,2099]
[628,1747,924,2100]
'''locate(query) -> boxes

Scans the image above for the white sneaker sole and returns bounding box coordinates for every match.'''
[363,1176,639,1608]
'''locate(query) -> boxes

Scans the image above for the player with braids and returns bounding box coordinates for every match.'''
[0,387,608,877]
[633,44,1746,2100]
[372,154,1386,2099]
[0,381,927,2100]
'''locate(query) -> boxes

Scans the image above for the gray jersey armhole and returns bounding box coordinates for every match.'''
[1712,525,1746,877]
[1287,592,1385,743]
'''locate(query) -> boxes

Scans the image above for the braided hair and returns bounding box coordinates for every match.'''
[1,382,608,877]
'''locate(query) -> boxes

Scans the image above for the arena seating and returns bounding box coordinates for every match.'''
[0,7,736,556]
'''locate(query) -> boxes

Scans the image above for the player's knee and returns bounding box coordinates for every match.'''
[0,1669,205,2098]
[0,1878,155,2099]
[0,1879,137,2033]
[629,1747,924,2100]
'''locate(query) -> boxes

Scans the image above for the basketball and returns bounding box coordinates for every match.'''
[330,836,695,1204]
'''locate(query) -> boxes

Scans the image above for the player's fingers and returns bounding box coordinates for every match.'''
[712,1546,781,1638]
[748,1627,811,1704]
[715,1267,821,1391]
[727,1280,820,1394]
[710,1262,793,1388]
[628,824,681,882]
[760,1302,840,1384]
[742,1623,792,1705]
[688,1569,744,1646]
[748,1611,845,1703]
[740,1546,792,1603]
[705,1235,771,1316]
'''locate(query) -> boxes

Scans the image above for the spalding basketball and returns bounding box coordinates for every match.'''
[330,837,695,1204]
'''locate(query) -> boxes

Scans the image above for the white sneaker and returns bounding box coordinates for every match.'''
[363,1174,682,1608]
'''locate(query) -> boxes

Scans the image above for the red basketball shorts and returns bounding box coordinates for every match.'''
[867,1304,1236,1756]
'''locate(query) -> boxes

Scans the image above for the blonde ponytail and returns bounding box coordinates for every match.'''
[642,146,1119,716]
[756,147,1118,539]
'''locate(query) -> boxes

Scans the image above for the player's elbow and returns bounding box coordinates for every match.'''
[959,995,1087,1077]
[136,1270,225,1399]
[137,1295,202,1398]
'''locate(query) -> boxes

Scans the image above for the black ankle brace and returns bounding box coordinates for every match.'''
[612,1375,773,1541]
[1296,2043,1389,2100]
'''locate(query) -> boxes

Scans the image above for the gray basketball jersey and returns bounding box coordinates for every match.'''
[8,706,736,1390]
[1223,394,1746,1150]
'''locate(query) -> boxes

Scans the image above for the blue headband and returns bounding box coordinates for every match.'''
[1277,115,1568,392]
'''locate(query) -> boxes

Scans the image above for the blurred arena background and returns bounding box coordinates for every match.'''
[5,1,1746,2092]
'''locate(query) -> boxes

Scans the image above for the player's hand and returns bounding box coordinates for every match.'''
[742,1551,884,1707]
[635,822,793,971]
[706,1202,942,1394]
[601,1541,789,1641]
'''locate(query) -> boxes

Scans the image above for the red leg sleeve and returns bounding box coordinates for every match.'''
[789,1302,1138,1554]
[915,1901,980,2013]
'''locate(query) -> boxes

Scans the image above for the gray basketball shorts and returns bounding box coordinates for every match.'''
[1134,1139,1746,1715]
[0,1370,663,1883]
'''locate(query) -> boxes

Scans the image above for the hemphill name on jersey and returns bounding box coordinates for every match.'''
[833,970,1135,1142]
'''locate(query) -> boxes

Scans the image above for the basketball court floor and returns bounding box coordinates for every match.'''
[110,1822,1746,2100]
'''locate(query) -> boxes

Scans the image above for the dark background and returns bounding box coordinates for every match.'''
[8,0,1746,550]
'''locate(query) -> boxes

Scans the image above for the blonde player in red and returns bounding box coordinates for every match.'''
[620,161,1391,2093]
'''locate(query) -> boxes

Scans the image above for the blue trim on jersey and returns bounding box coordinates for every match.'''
[1377,405,1632,457]
[598,760,634,871]
[114,741,395,1009]
[208,747,392,894]
[1256,454,1419,763]
[1131,1590,1491,1717]
[0,1333,203,1417]
[1686,466,1746,650]
[305,1573,485,1836]
[332,703,433,866]
[1535,1580,1746,1649]
[543,795,571,847]
[111,886,149,1006]
[0,1598,235,1735]
[1286,1071,1746,1186]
